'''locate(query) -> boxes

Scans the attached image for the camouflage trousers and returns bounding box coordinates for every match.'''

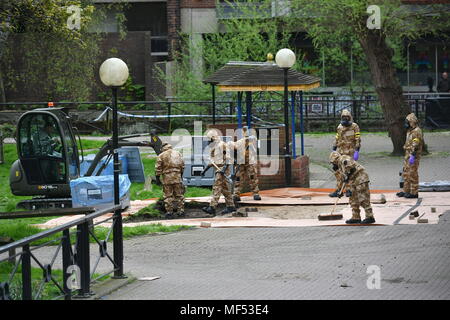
[349,182,374,220]
[233,164,260,197]
[402,157,420,195]
[162,183,185,213]
[210,172,234,208]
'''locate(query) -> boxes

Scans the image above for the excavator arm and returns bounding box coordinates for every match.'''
[84,133,163,177]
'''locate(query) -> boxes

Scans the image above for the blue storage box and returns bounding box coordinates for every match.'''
[70,174,131,210]
[80,154,128,177]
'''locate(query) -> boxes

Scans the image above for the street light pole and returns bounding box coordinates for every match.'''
[111,86,124,278]
[276,48,296,186]
[99,57,129,279]
[283,67,291,186]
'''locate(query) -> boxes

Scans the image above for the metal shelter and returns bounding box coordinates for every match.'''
[203,60,321,157]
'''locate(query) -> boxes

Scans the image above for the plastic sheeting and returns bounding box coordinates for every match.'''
[419,181,450,192]
[70,174,131,210]
[80,154,128,177]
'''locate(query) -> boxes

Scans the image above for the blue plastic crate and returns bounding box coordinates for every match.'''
[70,174,131,210]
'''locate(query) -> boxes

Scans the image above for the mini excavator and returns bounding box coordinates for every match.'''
[9,107,162,210]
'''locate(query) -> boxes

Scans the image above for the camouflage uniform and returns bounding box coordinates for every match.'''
[401,113,423,197]
[338,155,375,223]
[332,110,361,194]
[230,128,260,199]
[208,133,234,209]
[155,143,185,215]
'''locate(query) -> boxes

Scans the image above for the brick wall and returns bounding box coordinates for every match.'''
[181,0,217,9]
[167,0,181,60]
[257,156,310,190]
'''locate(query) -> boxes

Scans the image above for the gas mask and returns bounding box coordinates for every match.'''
[341,117,352,127]
[404,119,411,129]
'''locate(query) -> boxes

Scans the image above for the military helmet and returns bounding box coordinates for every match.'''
[206,129,220,141]
[341,109,353,120]
[161,142,172,152]
[329,151,341,164]
[406,113,418,128]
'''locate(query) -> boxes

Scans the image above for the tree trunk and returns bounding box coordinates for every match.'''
[0,68,6,103]
[358,30,410,156]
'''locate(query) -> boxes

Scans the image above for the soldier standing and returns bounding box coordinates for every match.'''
[201,130,236,216]
[155,143,185,219]
[230,126,261,202]
[337,154,375,224]
[330,109,361,197]
[397,113,423,199]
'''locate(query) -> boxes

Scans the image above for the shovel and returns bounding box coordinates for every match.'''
[318,183,346,221]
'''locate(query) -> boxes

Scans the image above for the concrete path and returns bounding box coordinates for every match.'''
[103,212,450,300]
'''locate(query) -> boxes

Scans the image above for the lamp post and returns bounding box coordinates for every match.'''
[275,48,296,186]
[99,57,129,278]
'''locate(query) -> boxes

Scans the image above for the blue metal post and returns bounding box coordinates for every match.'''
[291,91,296,158]
[246,91,252,129]
[237,92,243,139]
[299,91,305,156]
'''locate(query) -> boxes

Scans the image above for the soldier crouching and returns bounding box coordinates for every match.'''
[338,154,375,224]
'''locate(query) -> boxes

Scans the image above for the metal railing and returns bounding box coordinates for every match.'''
[0,204,124,300]
[1,92,449,133]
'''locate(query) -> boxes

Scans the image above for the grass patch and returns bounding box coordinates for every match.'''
[79,139,107,150]
[0,144,30,212]
[0,261,109,300]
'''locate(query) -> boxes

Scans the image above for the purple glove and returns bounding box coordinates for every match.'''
[353,151,359,161]
[409,155,415,165]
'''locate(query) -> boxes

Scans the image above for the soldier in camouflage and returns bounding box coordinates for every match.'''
[397,113,423,199]
[337,154,375,224]
[330,109,361,198]
[201,130,236,216]
[230,126,261,202]
[155,142,185,219]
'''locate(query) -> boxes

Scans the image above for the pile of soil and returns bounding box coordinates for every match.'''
[124,200,228,223]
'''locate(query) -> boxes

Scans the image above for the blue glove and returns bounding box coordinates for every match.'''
[409,154,415,165]
[353,151,359,161]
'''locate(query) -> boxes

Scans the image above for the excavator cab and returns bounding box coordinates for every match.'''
[10,108,80,200]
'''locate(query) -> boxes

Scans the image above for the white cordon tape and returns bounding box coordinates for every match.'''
[92,106,237,122]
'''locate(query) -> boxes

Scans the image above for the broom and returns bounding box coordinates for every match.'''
[318,182,347,221]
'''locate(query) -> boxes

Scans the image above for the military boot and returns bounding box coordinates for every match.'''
[329,190,339,197]
[165,212,174,219]
[404,193,418,199]
[253,194,261,200]
[177,211,185,218]
[362,217,376,224]
[221,206,236,215]
[345,218,362,224]
[202,206,216,216]
[396,191,406,197]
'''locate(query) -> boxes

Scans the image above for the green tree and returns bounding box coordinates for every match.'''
[289,0,450,154]
[156,0,292,103]
[0,0,128,102]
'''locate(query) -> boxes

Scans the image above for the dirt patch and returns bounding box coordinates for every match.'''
[245,205,346,220]
[124,200,228,223]
[124,199,349,223]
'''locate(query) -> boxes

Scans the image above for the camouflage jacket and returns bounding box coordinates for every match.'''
[338,155,370,186]
[404,127,423,158]
[209,140,231,172]
[333,123,361,155]
[156,149,184,184]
